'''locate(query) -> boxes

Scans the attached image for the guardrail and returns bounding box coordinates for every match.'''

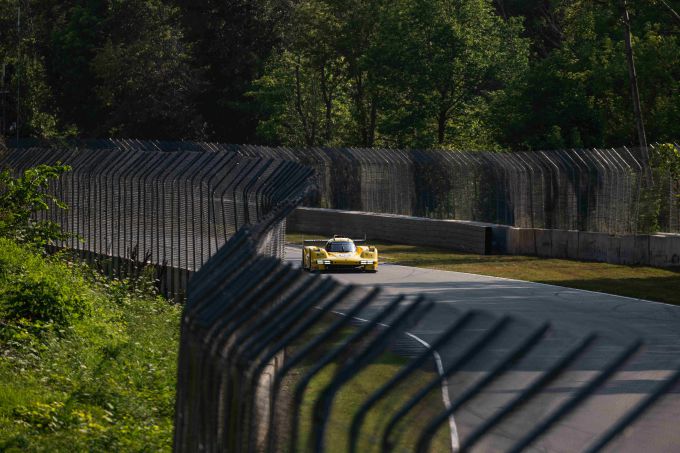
[4,142,680,452]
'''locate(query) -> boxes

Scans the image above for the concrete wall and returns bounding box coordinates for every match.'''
[287,207,680,267]
[494,226,680,266]
[287,207,492,254]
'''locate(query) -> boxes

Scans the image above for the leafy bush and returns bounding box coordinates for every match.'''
[0,237,180,451]
[637,144,680,233]
[0,163,72,247]
[0,238,89,331]
[2,275,87,326]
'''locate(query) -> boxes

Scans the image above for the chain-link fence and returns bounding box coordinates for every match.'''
[238,144,680,235]
[3,142,680,451]
[11,139,679,234]
[1,146,313,296]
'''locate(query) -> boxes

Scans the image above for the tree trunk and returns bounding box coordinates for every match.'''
[294,64,314,146]
[353,73,370,146]
[368,98,376,147]
[320,65,333,143]
[621,0,648,165]
[437,109,447,145]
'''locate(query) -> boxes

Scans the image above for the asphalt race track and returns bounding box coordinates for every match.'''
[284,246,680,452]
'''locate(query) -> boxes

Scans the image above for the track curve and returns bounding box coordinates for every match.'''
[285,246,680,452]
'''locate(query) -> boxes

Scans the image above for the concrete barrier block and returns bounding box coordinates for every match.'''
[505,227,519,255]
[518,228,537,255]
[578,231,610,262]
[535,229,552,257]
[618,235,650,265]
[606,235,621,264]
[650,234,680,267]
[567,231,580,259]
[505,227,536,255]
[550,230,579,259]
[490,225,509,254]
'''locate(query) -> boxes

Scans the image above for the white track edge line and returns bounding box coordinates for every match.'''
[330,310,459,453]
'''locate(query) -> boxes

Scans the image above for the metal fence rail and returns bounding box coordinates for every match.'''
[178,206,680,452]
[1,146,313,296]
[11,139,679,234]
[3,142,680,451]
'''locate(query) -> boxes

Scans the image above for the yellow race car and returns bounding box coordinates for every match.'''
[302,236,378,272]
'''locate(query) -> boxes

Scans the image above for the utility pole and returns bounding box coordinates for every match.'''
[621,0,648,166]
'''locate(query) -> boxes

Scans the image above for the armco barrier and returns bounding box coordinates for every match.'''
[4,142,680,451]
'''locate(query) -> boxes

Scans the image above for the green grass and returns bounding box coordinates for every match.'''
[0,237,448,452]
[296,352,449,453]
[0,238,180,452]
[282,323,449,452]
[287,232,680,305]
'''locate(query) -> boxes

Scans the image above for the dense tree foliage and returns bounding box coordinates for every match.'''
[0,0,677,149]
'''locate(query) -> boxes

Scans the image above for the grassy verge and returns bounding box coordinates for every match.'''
[0,238,180,452]
[287,232,680,305]
[297,352,448,453]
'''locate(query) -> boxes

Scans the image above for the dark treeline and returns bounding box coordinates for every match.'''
[0,0,677,150]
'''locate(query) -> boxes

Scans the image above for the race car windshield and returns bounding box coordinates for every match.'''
[327,242,356,253]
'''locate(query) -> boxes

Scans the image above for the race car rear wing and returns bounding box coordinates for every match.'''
[303,239,328,246]
[302,234,367,245]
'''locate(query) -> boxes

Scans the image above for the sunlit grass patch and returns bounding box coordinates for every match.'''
[296,352,449,453]
[0,239,180,452]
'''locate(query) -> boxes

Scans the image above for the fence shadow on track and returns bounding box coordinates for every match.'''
[3,142,680,452]
[177,204,680,452]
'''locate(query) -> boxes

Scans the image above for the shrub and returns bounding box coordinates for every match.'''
[2,274,87,326]
[637,144,680,233]
[0,238,89,329]
[0,163,72,247]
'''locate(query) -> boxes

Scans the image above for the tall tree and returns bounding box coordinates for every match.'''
[252,0,527,149]
[372,0,528,148]
[176,0,290,142]
[46,0,107,136]
[492,0,680,150]
[0,0,67,139]
[91,0,204,138]
[249,0,354,146]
